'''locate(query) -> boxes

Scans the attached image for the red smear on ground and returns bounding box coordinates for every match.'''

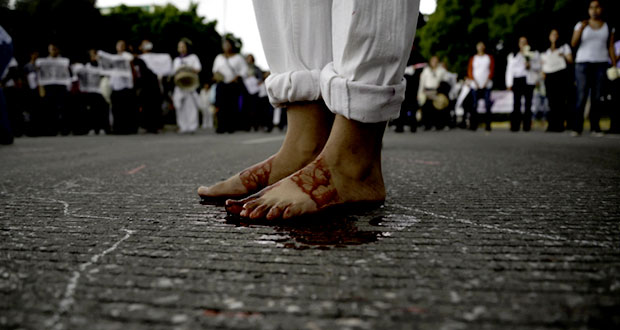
[126,164,146,175]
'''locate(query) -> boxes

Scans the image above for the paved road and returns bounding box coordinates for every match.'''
[1,128,619,330]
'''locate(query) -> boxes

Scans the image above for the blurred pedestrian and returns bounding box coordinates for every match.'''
[106,40,138,134]
[35,43,72,136]
[467,41,495,131]
[0,25,14,145]
[506,36,541,132]
[172,38,201,133]
[134,41,164,134]
[418,55,451,130]
[212,37,248,133]
[198,81,215,129]
[541,29,573,132]
[22,50,40,136]
[570,0,617,136]
[609,40,620,133]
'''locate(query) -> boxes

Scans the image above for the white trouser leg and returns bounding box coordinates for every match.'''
[321,0,419,123]
[253,0,418,123]
[253,0,332,107]
[173,88,199,132]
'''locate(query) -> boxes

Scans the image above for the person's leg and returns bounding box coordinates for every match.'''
[471,89,480,130]
[511,78,523,132]
[228,0,419,219]
[573,63,589,134]
[198,0,334,200]
[523,84,534,132]
[589,62,606,133]
[481,88,492,131]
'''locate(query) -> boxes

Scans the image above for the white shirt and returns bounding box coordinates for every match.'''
[212,54,248,83]
[472,54,493,88]
[108,51,133,91]
[505,51,541,87]
[574,22,610,63]
[173,53,202,73]
[542,44,571,73]
[417,66,447,104]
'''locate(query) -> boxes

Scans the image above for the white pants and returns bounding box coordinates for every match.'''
[253,0,419,123]
[173,88,199,133]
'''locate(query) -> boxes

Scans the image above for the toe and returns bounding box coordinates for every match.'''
[282,205,302,219]
[249,204,270,219]
[197,186,210,196]
[225,199,245,215]
[266,203,287,220]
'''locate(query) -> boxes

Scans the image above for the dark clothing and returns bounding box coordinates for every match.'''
[133,58,163,133]
[472,87,492,131]
[421,100,450,130]
[544,69,570,132]
[84,93,110,134]
[38,85,69,136]
[214,82,243,133]
[574,62,607,133]
[511,77,534,132]
[111,89,138,134]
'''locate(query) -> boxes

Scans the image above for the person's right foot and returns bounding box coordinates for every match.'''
[198,103,333,202]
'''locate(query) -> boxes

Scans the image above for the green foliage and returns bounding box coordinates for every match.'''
[417,0,620,83]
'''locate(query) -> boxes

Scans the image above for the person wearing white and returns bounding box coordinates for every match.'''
[172,39,201,133]
[467,41,495,131]
[417,56,450,130]
[211,38,248,133]
[541,29,573,132]
[198,1,419,220]
[198,82,215,129]
[506,36,541,132]
[35,43,72,136]
[570,0,617,135]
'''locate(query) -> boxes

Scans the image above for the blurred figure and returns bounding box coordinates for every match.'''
[243,54,263,131]
[109,40,138,134]
[571,0,617,136]
[418,55,450,130]
[83,49,110,134]
[35,43,72,136]
[212,37,248,133]
[506,36,541,132]
[22,50,40,136]
[610,40,620,133]
[467,41,495,131]
[134,41,164,133]
[541,29,573,132]
[198,81,216,129]
[0,25,13,145]
[172,38,201,133]
[1,56,24,137]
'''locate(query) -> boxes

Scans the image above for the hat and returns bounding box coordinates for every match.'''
[433,93,450,110]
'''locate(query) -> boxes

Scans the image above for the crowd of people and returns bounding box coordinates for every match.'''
[393,0,619,136]
[0,34,282,143]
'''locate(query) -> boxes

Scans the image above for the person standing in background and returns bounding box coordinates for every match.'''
[571,0,616,136]
[467,41,495,131]
[108,40,138,134]
[0,25,13,145]
[35,43,72,136]
[418,55,450,130]
[172,38,201,134]
[212,37,248,133]
[506,36,541,132]
[541,29,573,132]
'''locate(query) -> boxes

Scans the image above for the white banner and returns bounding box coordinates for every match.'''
[97,51,132,77]
[73,63,103,94]
[139,53,173,77]
[36,57,71,87]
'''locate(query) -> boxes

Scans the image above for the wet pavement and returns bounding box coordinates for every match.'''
[1,128,619,330]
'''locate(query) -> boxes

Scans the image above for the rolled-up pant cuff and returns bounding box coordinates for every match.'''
[264,69,322,108]
[320,63,406,123]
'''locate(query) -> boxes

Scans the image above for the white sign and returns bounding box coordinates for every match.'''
[36,57,71,87]
[97,51,132,77]
[73,63,103,94]
[139,53,173,77]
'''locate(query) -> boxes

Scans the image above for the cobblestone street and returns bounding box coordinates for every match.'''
[1,129,619,330]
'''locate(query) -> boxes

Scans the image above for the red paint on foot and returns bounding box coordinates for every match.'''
[239,156,274,192]
[290,157,339,208]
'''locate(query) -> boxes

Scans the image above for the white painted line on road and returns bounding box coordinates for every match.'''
[241,136,285,145]
[47,229,135,330]
[389,204,615,249]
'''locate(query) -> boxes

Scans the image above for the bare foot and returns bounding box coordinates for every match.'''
[198,103,332,201]
[225,115,386,219]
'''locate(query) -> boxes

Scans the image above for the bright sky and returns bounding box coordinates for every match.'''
[96,0,437,70]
